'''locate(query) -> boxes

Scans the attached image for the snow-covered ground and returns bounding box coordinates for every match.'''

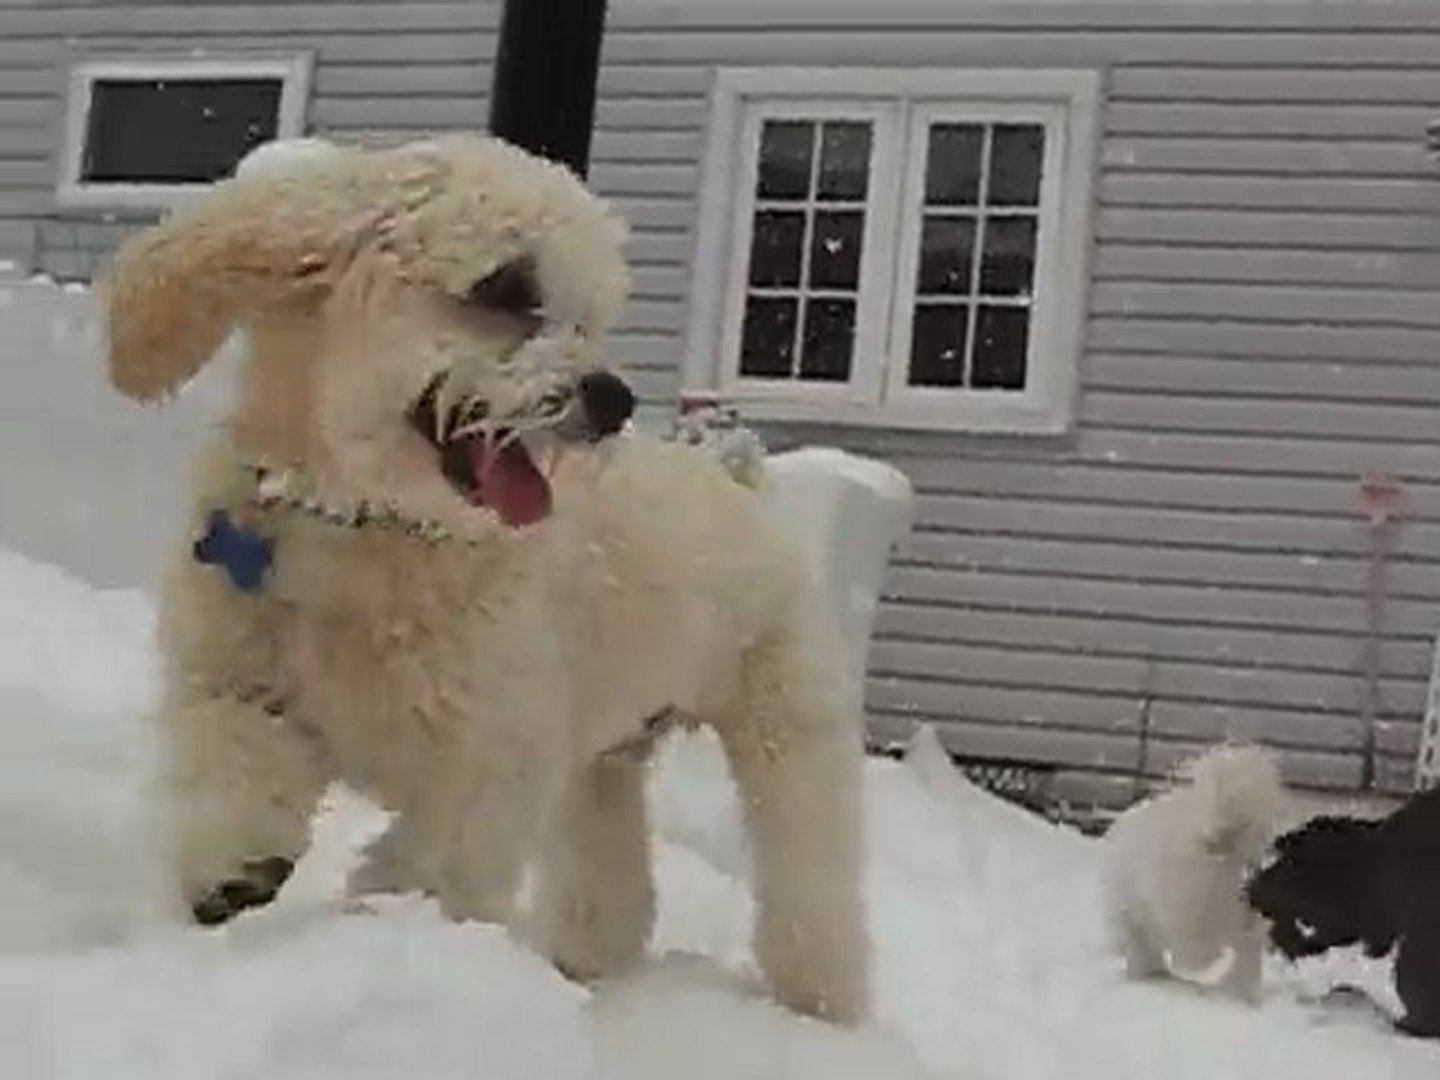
[0,277,1434,1077]
[0,278,236,589]
[1,545,1436,1080]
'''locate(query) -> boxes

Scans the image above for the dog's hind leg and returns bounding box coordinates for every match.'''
[714,632,870,1025]
[151,691,328,923]
[525,753,655,984]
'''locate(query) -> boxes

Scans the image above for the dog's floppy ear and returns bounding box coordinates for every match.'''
[100,165,374,403]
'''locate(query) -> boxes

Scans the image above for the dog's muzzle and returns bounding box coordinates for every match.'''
[406,366,637,529]
[412,366,635,447]
[567,369,636,443]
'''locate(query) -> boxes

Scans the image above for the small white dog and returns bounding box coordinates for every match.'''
[1104,744,1287,1002]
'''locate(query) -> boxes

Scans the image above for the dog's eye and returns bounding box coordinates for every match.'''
[537,388,570,415]
[465,259,542,318]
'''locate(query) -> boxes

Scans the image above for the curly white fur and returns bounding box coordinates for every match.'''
[1104,743,1289,1003]
[101,134,870,1025]
[233,137,342,180]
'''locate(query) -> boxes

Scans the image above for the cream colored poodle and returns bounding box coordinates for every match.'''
[101,134,869,1024]
[1105,743,1288,1003]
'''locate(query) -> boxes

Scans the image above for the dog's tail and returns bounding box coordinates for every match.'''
[1180,743,1286,856]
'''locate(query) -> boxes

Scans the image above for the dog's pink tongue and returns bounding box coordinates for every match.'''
[471,439,552,528]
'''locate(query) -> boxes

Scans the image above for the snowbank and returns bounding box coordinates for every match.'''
[0,546,1435,1079]
[762,446,915,675]
[0,279,238,589]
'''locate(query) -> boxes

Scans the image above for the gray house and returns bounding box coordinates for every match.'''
[2,0,1439,810]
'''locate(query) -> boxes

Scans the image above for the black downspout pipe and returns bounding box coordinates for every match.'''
[487,0,609,179]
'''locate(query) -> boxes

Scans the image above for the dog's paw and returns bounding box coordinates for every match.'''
[191,856,295,927]
[553,957,602,988]
[1395,1013,1440,1040]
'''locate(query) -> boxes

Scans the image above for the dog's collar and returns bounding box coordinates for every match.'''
[240,461,463,544]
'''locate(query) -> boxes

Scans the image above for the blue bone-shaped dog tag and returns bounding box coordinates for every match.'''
[192,509,274,593]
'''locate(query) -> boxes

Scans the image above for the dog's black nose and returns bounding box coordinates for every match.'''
[577,369,635,439]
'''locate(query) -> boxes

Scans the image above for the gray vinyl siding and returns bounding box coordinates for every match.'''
[3,0,1440,808]
[0,0,502,279]
[598,1,1440,807]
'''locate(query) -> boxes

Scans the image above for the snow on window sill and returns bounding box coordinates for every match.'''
[701,389,1075,437]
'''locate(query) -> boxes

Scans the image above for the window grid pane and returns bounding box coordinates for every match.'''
[739,297,798,378]
[755,120,813,201]
[739,118,870,384]
[809,209,864,290]
[817,121,872,201]
[747,209,806,288]
[800,298,856,381]
[908,120,1044,392]
[988,124,1045,207]
[789,122,823,379]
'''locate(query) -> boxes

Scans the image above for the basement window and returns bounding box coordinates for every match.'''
[56,55,313,210]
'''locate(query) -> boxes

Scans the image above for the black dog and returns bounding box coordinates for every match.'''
[1246,785,1440,1037]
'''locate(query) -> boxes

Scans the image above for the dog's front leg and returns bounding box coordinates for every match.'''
[437,759,568,928]
[525,752,655,984]
[153,690,328,924]
[345,701,567,931]
[1220,913,1267,1004]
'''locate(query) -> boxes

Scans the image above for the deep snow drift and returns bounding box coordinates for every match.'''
[0,546,1435,1080]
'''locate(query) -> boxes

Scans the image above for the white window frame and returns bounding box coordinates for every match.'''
[716,98,904,409]
[684,67,1102,435]
[56,53,315,211]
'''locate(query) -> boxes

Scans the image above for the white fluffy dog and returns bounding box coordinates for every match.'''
[1104,744,1288,1002]
[100,134,869,1024]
